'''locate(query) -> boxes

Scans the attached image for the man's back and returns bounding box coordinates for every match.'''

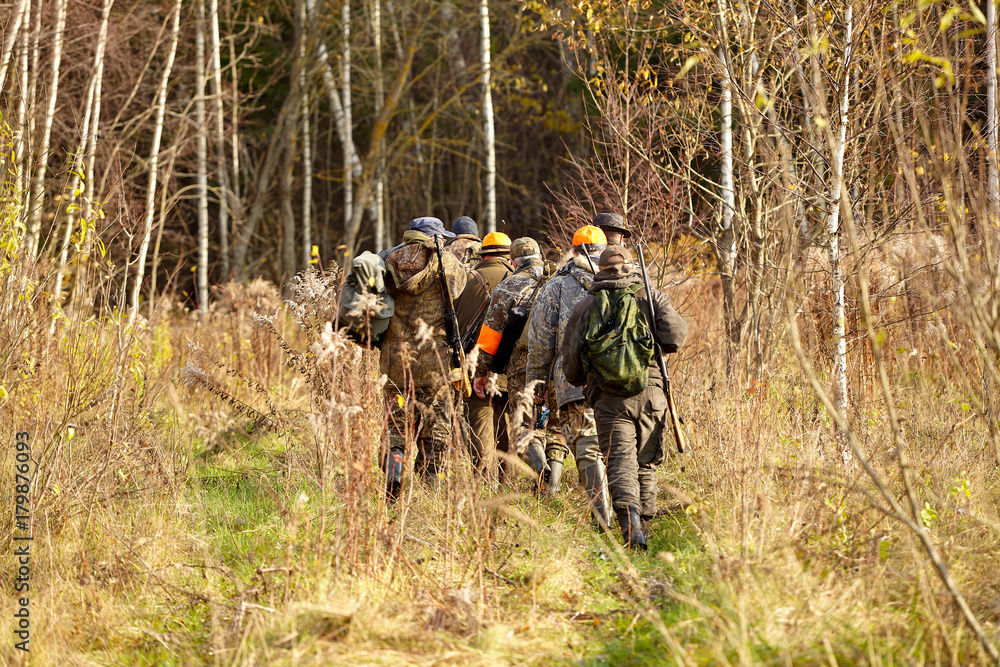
[381,235,467,389]
[525,257,595,408]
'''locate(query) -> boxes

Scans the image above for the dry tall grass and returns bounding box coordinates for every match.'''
[1,141,999,666]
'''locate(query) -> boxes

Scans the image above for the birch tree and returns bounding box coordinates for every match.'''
[827,2,854,437]
[11,0,31,198]
[197,0,211,313]
[987,0,999,229]
[26,0,68,258]
[0,0,29,93]
[342,0,355,237]
[372,0,386,251]
[299,0,313,267]
[210,0,232,277]
[51,0,114,327]
[480,0,496,233]
[715,0,738,370]
[129,0,182,326]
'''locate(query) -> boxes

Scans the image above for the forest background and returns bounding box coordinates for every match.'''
[2,0,1000,663]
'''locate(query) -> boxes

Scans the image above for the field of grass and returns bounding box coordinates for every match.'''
[2,253,999,666]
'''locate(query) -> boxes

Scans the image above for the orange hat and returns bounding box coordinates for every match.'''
[572,225,607,247]
[480,231,512,255]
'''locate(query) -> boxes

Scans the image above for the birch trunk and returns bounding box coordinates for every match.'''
[196,0,210,314]
[299,0,313,267]
[74,0,113,311]
[12,0,31,198]
[51,0,113,328]
[210,0,232,277]
[827,3,854,435]
[373,0,386,251]
[27,0,68,258]
[716,0,738,374]
[342,0,356,241]
[0,0,29,93]
[988,0,999,230]
[129,0,182,326]
[480,0,496,233]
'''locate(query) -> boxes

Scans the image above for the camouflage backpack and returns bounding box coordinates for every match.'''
[581,283,654,397]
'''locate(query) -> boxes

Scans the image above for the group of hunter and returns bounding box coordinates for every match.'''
[358,213,687,550]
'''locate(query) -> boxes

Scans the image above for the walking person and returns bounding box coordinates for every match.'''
[525,225,611,527]
[459,232,515,482]
[473,237,548,482]
[380,217,469,500]
[562,244,688,549]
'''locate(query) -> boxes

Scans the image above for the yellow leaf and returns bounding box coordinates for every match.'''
[311,244,319,257]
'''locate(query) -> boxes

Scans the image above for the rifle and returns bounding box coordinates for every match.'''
[434,236,473,397]
[636,241,687,454]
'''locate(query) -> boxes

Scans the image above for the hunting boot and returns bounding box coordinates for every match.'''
[544,459,563,494]
[619,506,647,551]
[580,462,612,531]
[384,447,405,502]
[525,438,548,483]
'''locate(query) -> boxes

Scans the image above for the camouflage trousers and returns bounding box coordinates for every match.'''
[384,384,463,479]
[545,401,602,475]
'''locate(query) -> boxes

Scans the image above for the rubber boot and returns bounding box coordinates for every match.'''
[384,448,405,502]
[623,506,647,550]
[525,438,548,480]
[580,463,612,531]
[545,459,563,494]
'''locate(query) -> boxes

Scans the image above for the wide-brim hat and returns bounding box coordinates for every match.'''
[593,212,631,239]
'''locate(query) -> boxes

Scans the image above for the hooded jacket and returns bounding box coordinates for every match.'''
[445,234,482,268]
[380,230,468,389]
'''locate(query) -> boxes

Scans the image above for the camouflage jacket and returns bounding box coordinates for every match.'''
[476,257,545,396]
[525,255,596,408]
[380,231,468,390]
[446,235,482,268]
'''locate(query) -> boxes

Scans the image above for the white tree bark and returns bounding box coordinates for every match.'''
[480,0,496,234]
[26,0,68,258]
[75,0,113,309]
[129,0,182,326]
[52,0,113,328]
[299,0,313,267]
[717,3,735,277]
[373,0,385,251]
[988,0,999,229]
[12,0,31,198]
[342,0,355,237]
[0,0,29,93]
[210,0,232,277]
[196,0,210,314]
[827,3,854,426]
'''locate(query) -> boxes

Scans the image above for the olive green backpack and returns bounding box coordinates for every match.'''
[581,284,655,397]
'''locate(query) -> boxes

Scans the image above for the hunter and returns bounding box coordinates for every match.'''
[525,224,611,527]
[446,216,483,268]
[457,232,515,483]
[474,237,548,482]
[595,212,631,246]
[562,244,688,549]
[380,216,469,499]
